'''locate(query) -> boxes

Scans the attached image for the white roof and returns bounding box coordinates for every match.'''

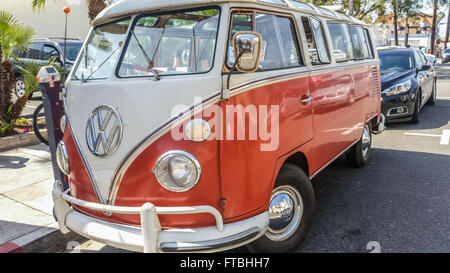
[93,0,365,26]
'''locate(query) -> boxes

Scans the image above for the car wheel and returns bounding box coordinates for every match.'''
[411,91,421,124]
[248,163,315,253]
[346,123,372,168]
[426,80,437,106]
[14,77,26,98]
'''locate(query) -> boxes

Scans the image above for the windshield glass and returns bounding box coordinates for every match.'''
[73,18,131,80]
[117,7,220,78]
[379,51,413,71]
[445,48,450,53]
[59,43,82,62]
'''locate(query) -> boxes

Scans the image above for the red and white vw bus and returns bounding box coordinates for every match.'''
[52,0,384,253]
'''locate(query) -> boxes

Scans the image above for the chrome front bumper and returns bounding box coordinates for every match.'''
[52,181,268,253]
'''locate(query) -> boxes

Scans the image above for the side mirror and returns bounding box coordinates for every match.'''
[420,64,431,71]
[232,31,262,73]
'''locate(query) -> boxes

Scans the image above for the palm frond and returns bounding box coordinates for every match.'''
[0,11,19,33]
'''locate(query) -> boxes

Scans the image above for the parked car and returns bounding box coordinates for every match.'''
[50,0,384,253]
[442,48,450,63]
[378,47,437,123]
[10,38,83,99]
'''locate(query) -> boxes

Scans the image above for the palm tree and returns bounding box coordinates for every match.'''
[31,0,110,22]
[0,10,35,136]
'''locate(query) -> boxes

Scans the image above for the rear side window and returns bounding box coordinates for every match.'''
[413,50,423,67]
[301,16,330,64]
[42,45,60,61]
[327,22,353,62]
[227,11,302,70]
[348,26,370,59]
[27,43,42,59]
[363,28,374,58]
[418,51,427,65]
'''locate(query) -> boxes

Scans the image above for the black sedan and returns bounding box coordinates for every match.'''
[378,47,437,123]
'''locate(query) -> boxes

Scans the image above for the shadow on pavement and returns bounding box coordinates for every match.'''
[0,155,29,169]
[298,148,450,253]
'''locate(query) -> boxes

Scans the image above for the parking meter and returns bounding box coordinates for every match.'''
[37,66,68,190]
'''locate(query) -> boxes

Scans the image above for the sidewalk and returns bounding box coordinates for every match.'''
[0,144,81,253]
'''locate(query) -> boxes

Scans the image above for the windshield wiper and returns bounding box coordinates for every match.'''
[131,28,165,81]
[84,44,122,81]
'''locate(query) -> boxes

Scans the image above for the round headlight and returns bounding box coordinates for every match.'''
[154,151,201,192]
[60,115,67,134]
[184,119,211,142]
[56,140,70,175]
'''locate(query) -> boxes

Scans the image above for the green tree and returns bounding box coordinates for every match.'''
[398,0,424,47]
[0,11,35,136]
[312,0,388,23]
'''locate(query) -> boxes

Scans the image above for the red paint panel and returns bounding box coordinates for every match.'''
[308,66,372,173]
[220,76,313,219]
[0,243,22,253]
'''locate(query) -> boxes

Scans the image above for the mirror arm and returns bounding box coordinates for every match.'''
[223,50,247,100]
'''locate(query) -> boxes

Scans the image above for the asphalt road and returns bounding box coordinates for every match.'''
[65,66,450,253]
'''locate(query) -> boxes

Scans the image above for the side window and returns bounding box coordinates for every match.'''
[418,51,427,65]
[327,22,353,62]
[27,43,42,59]
[12,48,26,58]
[363,28,374,58]
[227,11,253,66]
[42,45,60,61]
[413,50,422,67]
[272,15,302,68]
[348,25,370,59]
[302,16,330,64]
[227,11,303,70]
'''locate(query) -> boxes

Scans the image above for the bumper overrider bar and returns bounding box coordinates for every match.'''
[52,181,269,253]
[372,113,386,135]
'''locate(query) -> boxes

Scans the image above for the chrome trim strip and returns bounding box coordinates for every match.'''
[160,227,260,252]
[310,138,360,180]
[387,106,409,117]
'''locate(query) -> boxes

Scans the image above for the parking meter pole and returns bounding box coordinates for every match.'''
[37,67,68,190]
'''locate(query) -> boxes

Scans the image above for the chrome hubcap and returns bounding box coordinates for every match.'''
[15,80,26,98]
[266,185,303,241]
[361,125,371,157]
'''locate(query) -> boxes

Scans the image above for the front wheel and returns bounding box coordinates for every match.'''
[248,164,315,253]
[426,80,437,106]
[411,92,421,124]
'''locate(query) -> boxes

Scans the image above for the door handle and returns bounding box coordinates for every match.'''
[300,96,312,104]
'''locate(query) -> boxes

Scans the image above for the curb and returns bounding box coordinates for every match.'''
[0,130,47,152]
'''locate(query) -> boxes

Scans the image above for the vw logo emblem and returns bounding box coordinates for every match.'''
[85,105,123,157]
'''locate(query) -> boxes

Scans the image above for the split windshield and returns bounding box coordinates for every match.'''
[73,19,131,80]
[117,7,220,78]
